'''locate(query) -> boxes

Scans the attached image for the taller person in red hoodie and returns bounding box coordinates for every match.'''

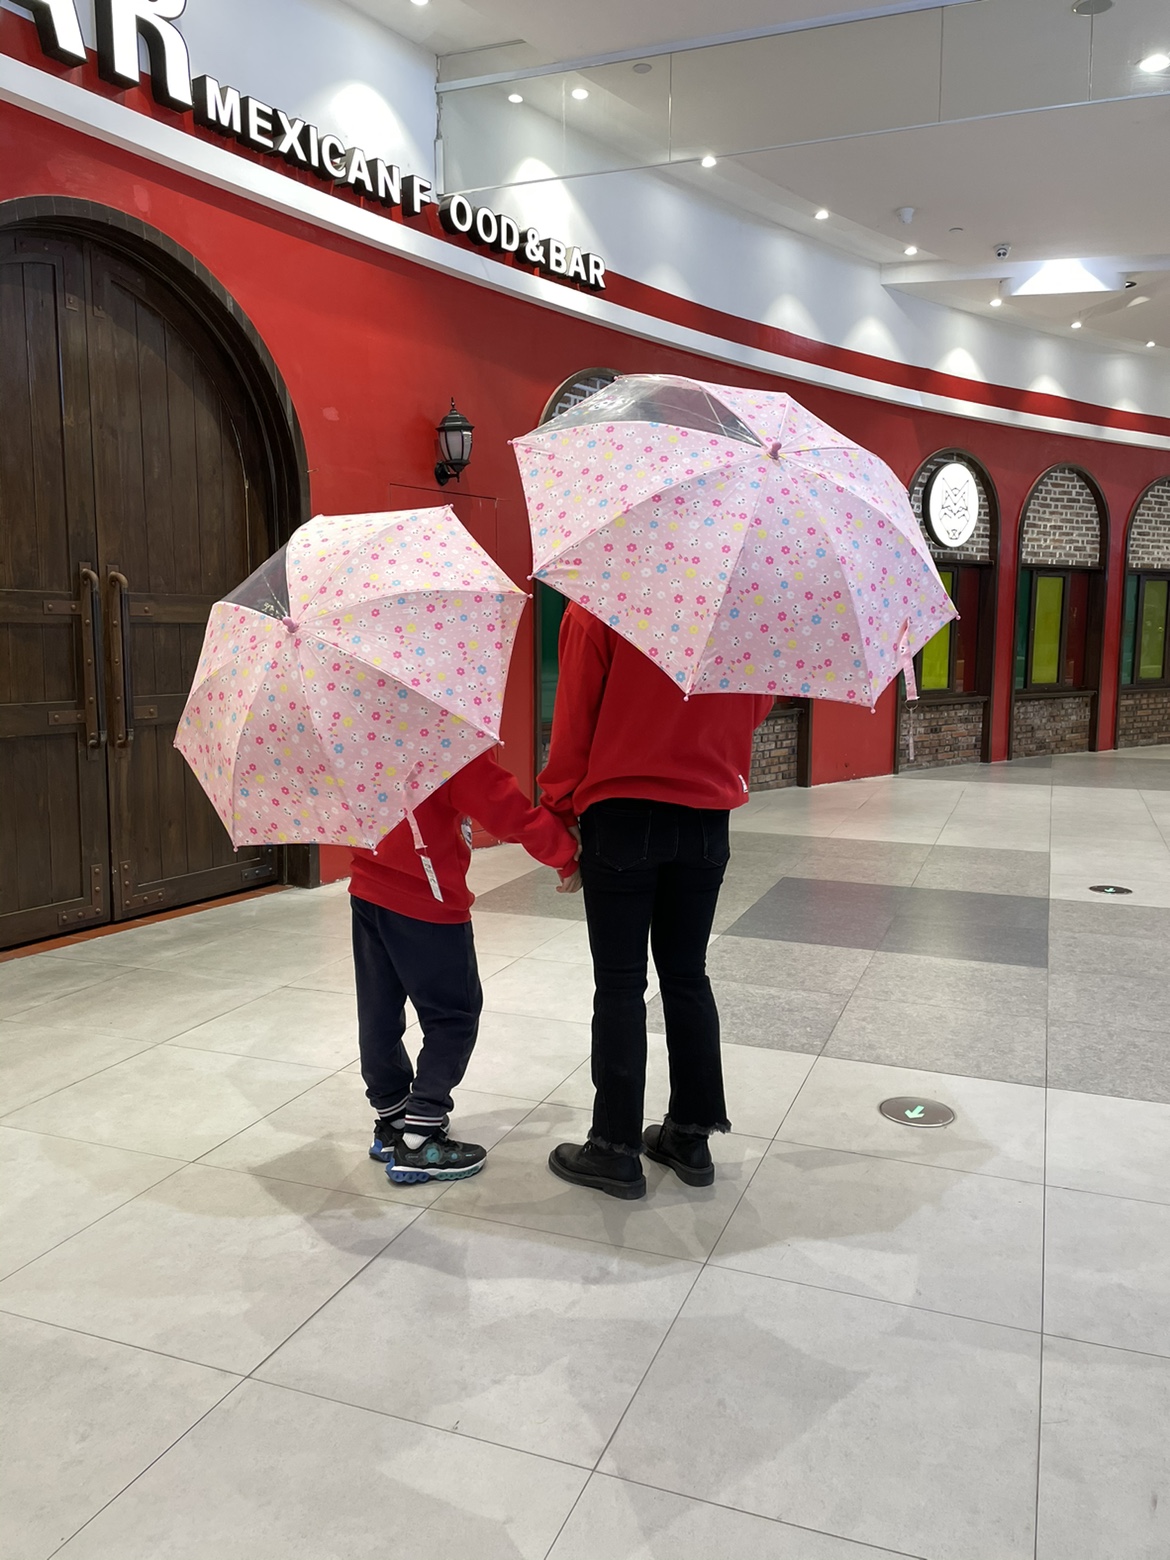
[539,603,773,1199]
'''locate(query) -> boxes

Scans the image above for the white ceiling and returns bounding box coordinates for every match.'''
[345,0,1170,352]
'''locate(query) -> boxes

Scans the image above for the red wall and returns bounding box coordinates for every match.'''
[3,17,1169,793]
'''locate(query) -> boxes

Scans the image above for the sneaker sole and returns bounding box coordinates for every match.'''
[547,1151,646,1200]
[643,1143,715,1187]
[384,1159,485,1185]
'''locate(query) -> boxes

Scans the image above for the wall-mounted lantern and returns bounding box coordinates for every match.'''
[435,400,474,486]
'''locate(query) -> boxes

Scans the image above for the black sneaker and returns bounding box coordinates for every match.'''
[368,1115,403,1163]
[548,1141,646,1200]
[383,1127,487,1185]
[643,1119,715,1187]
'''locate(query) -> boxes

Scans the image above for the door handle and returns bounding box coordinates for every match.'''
[78,565,107,749]
[107,568,135,747]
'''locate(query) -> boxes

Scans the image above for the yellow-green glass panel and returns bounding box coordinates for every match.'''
[1031,575,1064,685]
[1138,578,1168,680]
[920,624,952,690]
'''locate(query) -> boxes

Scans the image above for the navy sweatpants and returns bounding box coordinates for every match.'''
[351,894,483,1132]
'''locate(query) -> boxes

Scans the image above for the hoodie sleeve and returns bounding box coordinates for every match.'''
[447,754,578,874]
[535,605,613,823]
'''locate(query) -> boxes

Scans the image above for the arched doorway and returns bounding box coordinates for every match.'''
[1010,465,1107,758]
[1118,477,1170,747]
[897,449,999,770]
[0,203,307,948]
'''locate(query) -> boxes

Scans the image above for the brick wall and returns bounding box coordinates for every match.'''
[898,698,985,769]
[1020,467,1103,568]
[1011,693,1094,757]
[1127,479,1170,570]
[909,451,994,564]
[750,706,802,790]
[1117,688,1170,748]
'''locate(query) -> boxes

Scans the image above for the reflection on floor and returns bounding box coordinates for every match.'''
[1,747,1168,1560]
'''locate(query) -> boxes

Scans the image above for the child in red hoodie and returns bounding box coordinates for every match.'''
[350,750,578,1184]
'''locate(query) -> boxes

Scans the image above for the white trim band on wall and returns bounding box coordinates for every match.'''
[2,53,1168,453]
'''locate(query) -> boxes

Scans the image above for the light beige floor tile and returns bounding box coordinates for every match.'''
[458,1010,591,1102]
[602,1267,1040,1560]
[467,842,539,894]
[0,1128,183,1280]
[8,965,283,1042]
[143,926,353,984]
[2,1047,330,1160]
[1045,1089,1170,1203]
[852,950,1048,1018]
[438,1104,767,1262]
[201,1072,535,1207]
[526,921,595,964]
[712,1143,1044,1329]
[549,1475,916,1560]
[288,954,355,993]
[260,1210,698,1463]
[167,986,358,1069]
[480,957,599,1023]
[52,1379,587,1560]
[474,952,516,978]
[0,1021,160,1115]
[0,1163,417,1373]
[1044,1187,1170,1356]
[0,955,134,1022]
[0,1313,238,1560]
[470,911,567,957]
[776,1057,1046,1182]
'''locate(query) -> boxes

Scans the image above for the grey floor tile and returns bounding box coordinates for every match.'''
[1048,928,1170,980]
[647,982,847,1055]
[0,1163,417,1373]
[825,994,1047,1086]
[1048,968,1169,1034]
[548,1476,910,1560]
[723,878,904,949]
[712,1143,1044,1329]
[878,917,1048,967]
[51,1379,587,1560]
[1046,1090,1170,1203]
[472,869,586,921]
[1037,1337,1170,1560]
[259,1210,698,1465]
[0,1313,238,1560]
[0,1021,160,1115]
[786,838,931,887]
[896,887,1050,931]
[1047,1019,1170,1105]
[853,951,1049,1018]
[602,1267,1040,1560]
[913,845,1051,897]
[1047,897,1170,940]
[705,936,873,997]
[777,1057,1046,1182]
[1044,1187,1170,1356]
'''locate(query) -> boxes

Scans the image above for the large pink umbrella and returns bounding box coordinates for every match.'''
[175,508,525,851]
[512,374,955,704]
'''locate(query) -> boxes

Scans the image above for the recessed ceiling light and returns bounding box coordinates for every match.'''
[989,298,1002,307]
[1139,51,1170,72]
[1071,320,1083,329]
[1147,340,1157,348]
[571,87,589,100]
[409,0,428,7]
[1072,0,1111,13]
[904,245,918,256]
[700,155,717,169]
[949,226,964,233]
[814,208,830,221]
[1012,258,1115,295]
[507,93,523,103]
[633,62,652,74]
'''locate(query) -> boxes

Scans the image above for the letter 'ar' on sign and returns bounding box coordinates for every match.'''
[96,0,194,112]
[22,0,87,65]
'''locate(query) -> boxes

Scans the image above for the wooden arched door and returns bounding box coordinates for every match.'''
[0,228,279,948]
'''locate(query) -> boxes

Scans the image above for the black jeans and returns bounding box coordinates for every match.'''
[351,894,483,1131]
[579,799,731,1155]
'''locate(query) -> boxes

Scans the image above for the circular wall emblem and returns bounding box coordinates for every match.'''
[879,1096,956,1128]
[923,461,980,549]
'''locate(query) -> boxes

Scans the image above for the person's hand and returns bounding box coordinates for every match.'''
[568,823,581,859]
[556,868,582,894]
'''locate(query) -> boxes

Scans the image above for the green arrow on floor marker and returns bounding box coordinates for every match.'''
[905,1105,925,1119]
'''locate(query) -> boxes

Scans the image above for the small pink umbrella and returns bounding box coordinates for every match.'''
[175,508,525,853]
[512,374,955,705]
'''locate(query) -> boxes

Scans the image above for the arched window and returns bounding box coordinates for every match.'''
[1122,480,1170,686]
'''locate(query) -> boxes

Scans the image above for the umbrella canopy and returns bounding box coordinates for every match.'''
[512,374,956,705]
[175,508,525,848]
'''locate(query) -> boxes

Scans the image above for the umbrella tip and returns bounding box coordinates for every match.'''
[281,617,299,633]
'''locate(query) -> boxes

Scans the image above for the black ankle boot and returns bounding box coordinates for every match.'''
[548,1140,646,1200]
[643,1118,715,1187]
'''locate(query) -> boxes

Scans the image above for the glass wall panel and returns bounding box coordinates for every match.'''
[1030,575,1064,685]
[1139,578,1168,681]
[1014,570,1032,690]
[1121,574,1139,685]
[919,569,954,691]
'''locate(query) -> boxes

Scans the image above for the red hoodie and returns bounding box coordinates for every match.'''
[350,751,577,924]
[538,603,774,823]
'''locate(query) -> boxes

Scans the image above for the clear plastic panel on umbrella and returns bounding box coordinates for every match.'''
[539,374,763,447]
[223,545,291,621]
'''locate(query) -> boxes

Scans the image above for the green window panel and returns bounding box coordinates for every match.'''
[1121,575,1138,686]
[1139,578,1168,681]
[1031,575,1064,686]
[919,569,953,691]
[1014,570,1032,690]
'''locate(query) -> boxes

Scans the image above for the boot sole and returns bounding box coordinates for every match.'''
[643,1143,715,1187]
[548,1151,646,1200]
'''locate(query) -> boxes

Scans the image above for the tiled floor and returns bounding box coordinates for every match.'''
[2,748,1169,1560]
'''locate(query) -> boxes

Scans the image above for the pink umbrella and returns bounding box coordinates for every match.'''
[175,508,525,851]
[512,374,955,705]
